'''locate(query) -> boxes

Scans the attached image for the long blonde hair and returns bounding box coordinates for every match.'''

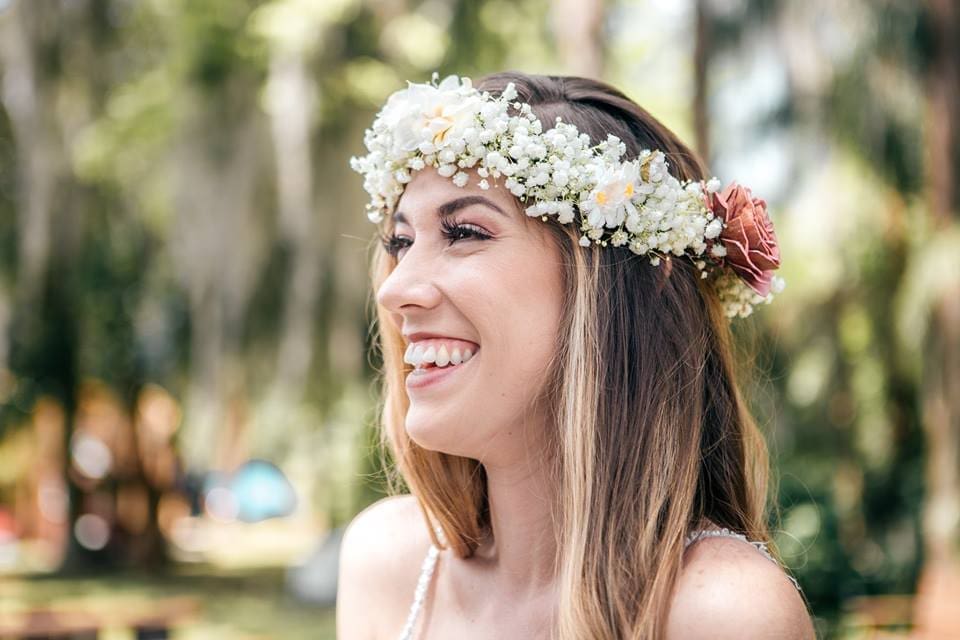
[369,72,774,639]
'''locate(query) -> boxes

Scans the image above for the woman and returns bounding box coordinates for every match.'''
[337,71,816,639]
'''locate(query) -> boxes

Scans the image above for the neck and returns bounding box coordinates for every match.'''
[472,436,559,593]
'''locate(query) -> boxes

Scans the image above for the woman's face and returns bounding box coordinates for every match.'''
[376,167,564,463]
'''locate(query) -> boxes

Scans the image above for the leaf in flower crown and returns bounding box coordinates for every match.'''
[639,155,651,182]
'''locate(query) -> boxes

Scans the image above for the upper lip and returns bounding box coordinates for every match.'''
[403,331,479,346]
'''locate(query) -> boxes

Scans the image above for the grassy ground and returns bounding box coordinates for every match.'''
[0,566,336,640]
[2,567,924,639]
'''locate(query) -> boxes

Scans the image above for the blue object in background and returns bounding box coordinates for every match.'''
[230,459,297,522]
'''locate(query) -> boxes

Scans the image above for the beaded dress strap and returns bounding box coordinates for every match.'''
[684,527,802,593]
[396,526,444,640]
[398,527,801,639]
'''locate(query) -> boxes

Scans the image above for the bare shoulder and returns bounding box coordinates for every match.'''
[336,494,434,640]
[665,535,816,640]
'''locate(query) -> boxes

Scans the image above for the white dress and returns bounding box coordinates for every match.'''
[396,527,802,640]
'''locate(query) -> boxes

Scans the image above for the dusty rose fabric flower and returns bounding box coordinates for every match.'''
[709,183,781,296]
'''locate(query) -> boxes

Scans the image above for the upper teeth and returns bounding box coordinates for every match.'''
[404,342,477,368]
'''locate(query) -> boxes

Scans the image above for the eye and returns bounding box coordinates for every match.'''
[439,219,492,245]
[380,231,412,258]
[380,220,492,259]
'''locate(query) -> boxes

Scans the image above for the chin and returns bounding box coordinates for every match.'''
[404,410,474,457]
[404,411,450,450]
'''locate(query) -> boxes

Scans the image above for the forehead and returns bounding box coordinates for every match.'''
[392,168,524,226]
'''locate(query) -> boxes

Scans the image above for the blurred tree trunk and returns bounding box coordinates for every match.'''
[0,1,82,558]
[265,52,321,408]
[174,90,264,472]
[0,0,84,569]
[692,0,711,163]
[552,0,605,79]
[924,0,957,230]
[915,0,960,635]
[1,0,171,571]
[0,0,61,301]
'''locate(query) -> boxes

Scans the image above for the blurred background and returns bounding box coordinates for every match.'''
[0,0,958,638]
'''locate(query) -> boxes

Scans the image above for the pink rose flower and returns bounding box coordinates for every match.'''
[709,183,781,296]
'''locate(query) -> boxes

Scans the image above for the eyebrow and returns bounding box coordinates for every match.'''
[392,195,508,225]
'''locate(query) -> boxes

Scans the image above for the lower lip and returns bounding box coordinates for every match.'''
[405,352,478,391]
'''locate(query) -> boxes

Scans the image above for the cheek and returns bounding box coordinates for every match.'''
[513,282,562,388]
[403,257,562,458]
[476,255,563,398]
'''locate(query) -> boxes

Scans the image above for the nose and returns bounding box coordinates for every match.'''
[375,246,443,317]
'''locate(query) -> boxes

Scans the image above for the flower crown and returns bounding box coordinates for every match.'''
[350,73,784,318]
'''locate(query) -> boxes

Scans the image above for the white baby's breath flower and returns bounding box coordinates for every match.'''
[610,230,629,247]
[505,177,526,197]
[704,218,723,239]
[771,275,786,294]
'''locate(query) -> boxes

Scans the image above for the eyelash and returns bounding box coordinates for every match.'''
[380,220,492,257]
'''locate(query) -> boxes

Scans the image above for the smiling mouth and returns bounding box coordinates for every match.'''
[404,342,479,370]
[406,348,479,389]
[410,350,478,372]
